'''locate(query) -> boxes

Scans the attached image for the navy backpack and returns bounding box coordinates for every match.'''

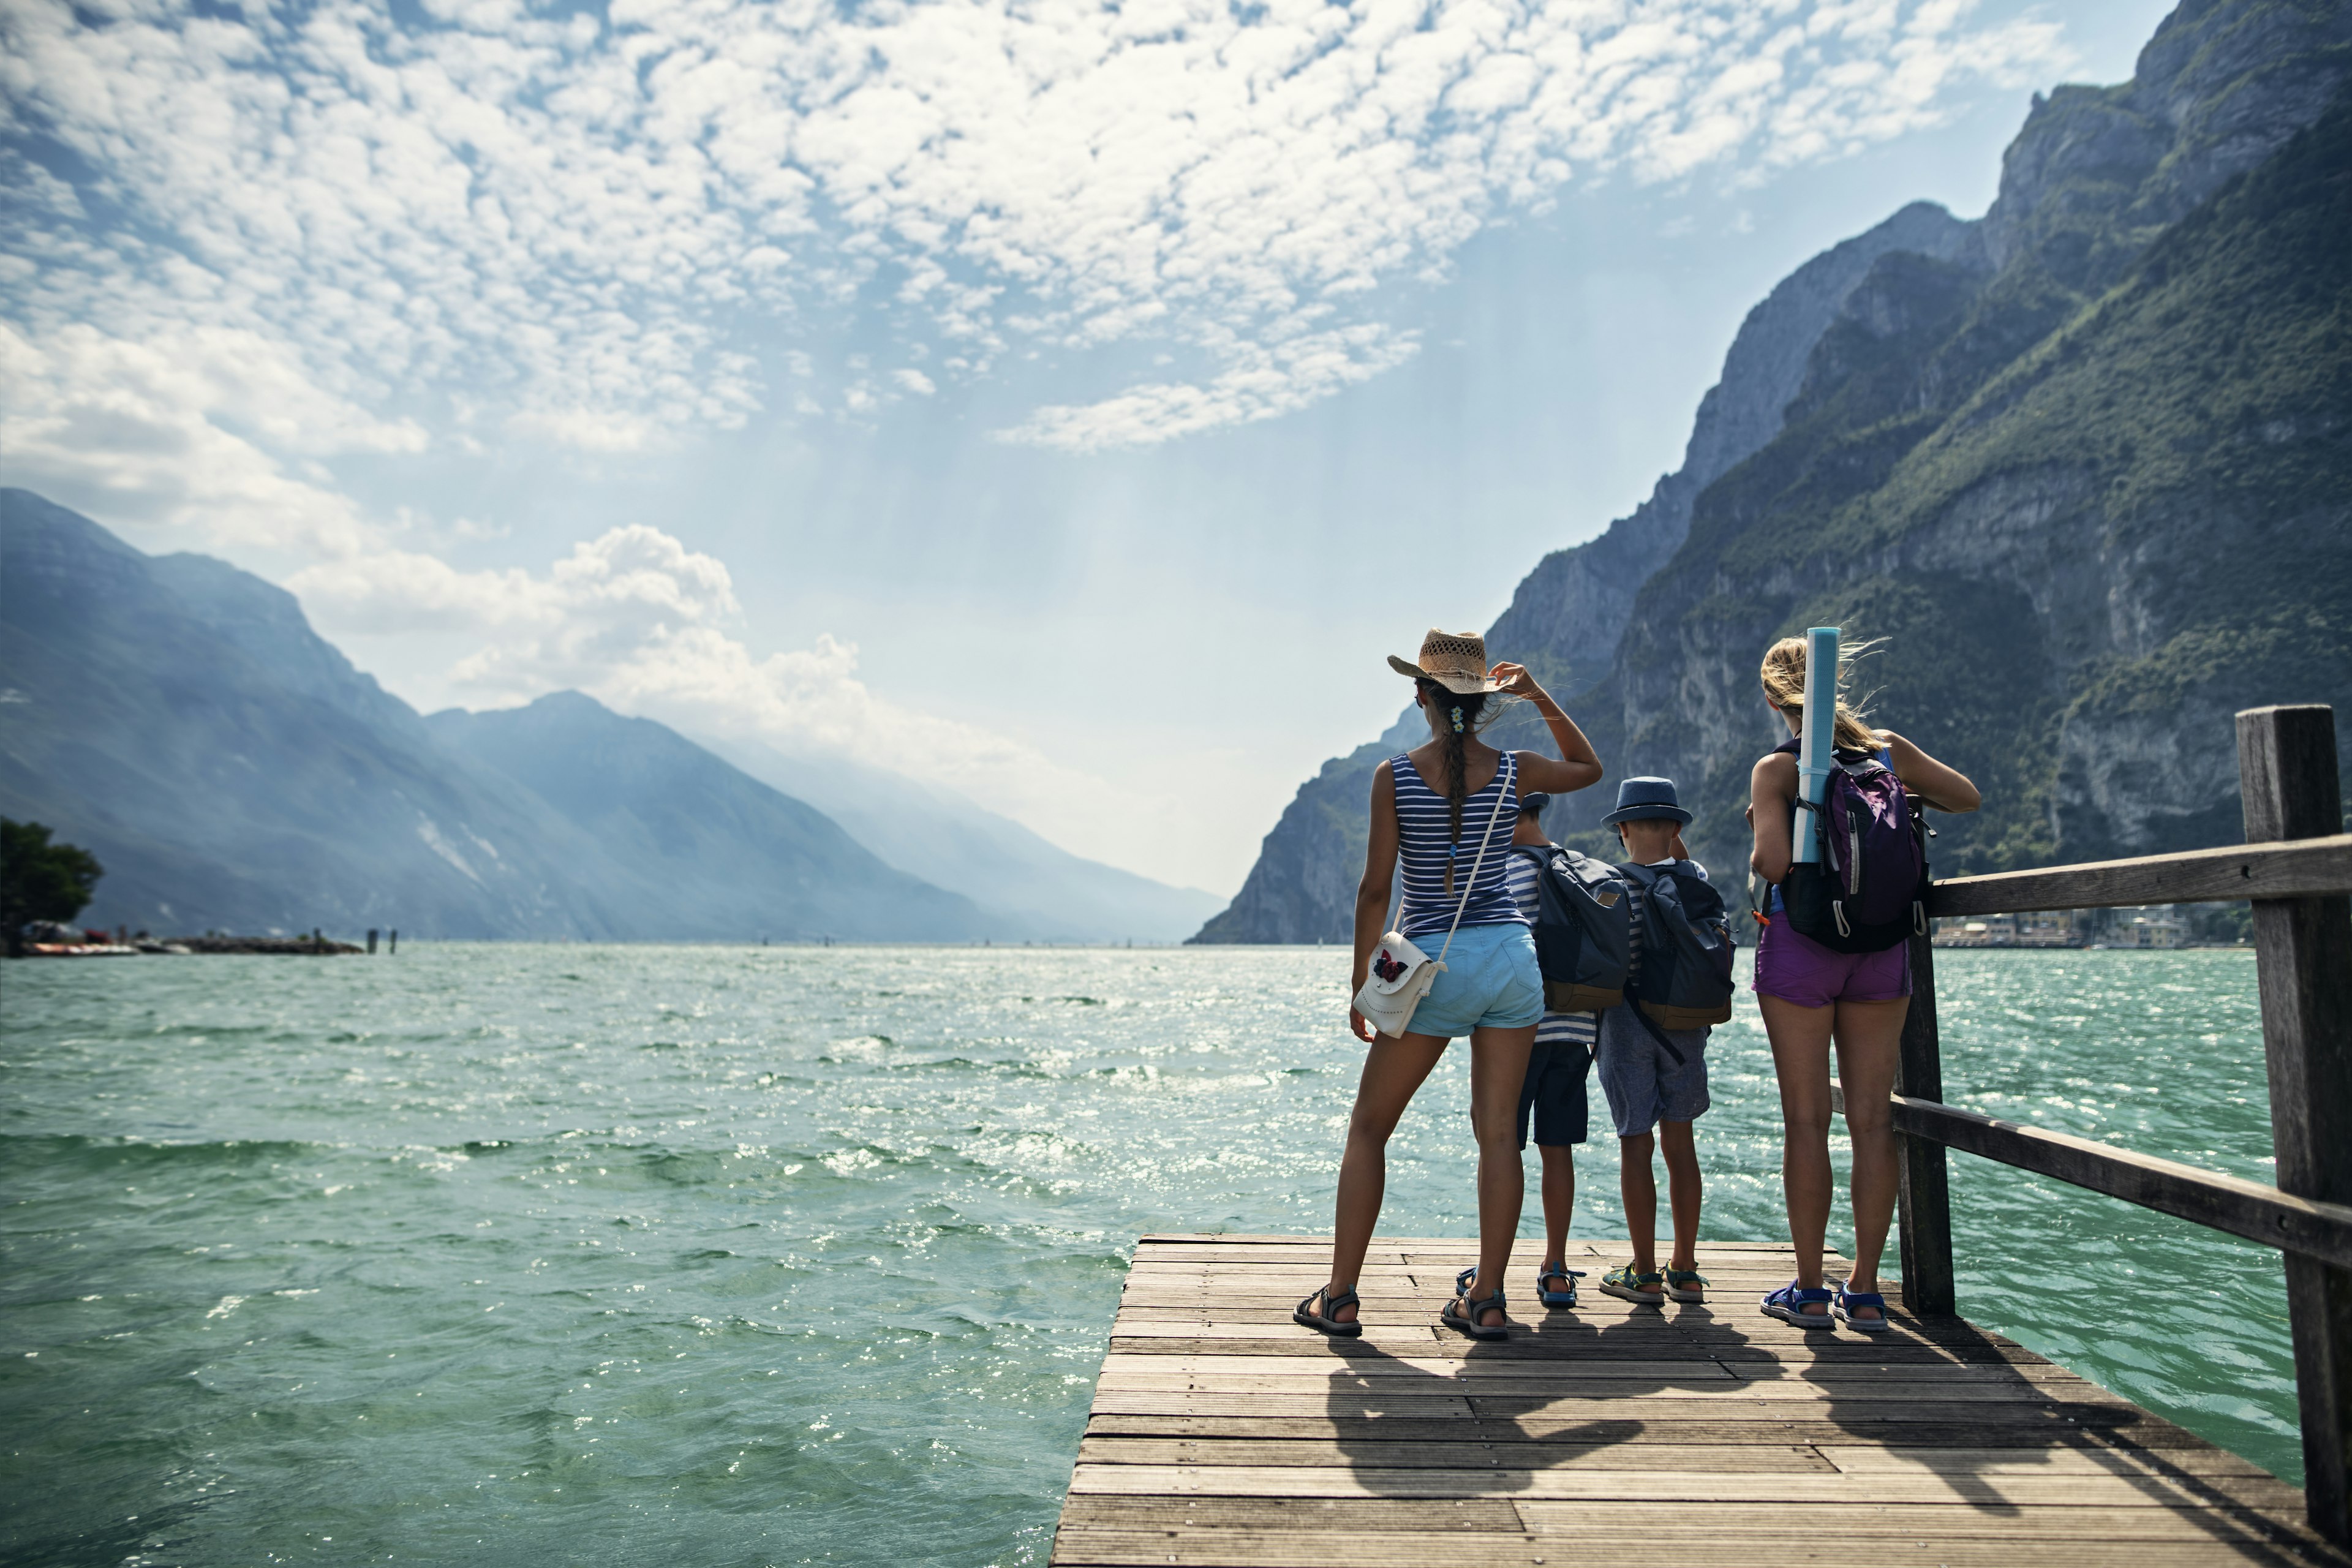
[1510,845,1632,1012]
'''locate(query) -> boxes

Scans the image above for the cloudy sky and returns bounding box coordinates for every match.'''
[2,0,2170,894]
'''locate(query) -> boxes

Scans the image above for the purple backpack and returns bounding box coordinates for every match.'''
[1770,738,1929,952]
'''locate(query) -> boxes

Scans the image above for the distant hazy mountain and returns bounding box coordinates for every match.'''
[0,491,983,941]
[428,695,988,942]
[703,736,1223,943]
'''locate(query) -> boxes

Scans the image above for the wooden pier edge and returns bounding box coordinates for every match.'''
[1052,1234,2349,1567]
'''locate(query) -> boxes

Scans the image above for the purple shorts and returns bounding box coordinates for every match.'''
[1754,917,1911,1009]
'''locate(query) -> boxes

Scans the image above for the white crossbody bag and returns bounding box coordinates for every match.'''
[1352,751,1516,1040]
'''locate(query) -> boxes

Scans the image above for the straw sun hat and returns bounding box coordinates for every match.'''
[1387,628,1505,695]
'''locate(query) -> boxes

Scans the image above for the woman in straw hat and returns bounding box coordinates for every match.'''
[1295,629,1604,1341]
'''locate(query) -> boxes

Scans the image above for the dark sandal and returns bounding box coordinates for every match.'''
[1294,1284,1363,1336]
[1441,1279,1509,1341]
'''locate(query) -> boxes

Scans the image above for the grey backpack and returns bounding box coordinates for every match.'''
[1511,845,1632,1012]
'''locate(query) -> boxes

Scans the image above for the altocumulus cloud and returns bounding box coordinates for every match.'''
[2,0,2068,483]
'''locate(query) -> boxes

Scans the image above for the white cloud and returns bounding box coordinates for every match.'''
[289,523,1190,869]
[0,320,409,556]
[1,0,2068,458]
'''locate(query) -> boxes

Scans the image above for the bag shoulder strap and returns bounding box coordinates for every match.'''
[1435,751,1514,964]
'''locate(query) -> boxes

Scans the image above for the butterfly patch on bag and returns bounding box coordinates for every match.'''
[1373,948,1408,982]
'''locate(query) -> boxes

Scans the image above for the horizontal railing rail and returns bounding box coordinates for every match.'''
[1832,1083,2352,1270]
[1924,832,2352,917]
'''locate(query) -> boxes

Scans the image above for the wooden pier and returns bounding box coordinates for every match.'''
[1050,1233,2342,1566]
[1052,706,2352,1564]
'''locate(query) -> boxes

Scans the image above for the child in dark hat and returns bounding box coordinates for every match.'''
[1594,777,1713,1308]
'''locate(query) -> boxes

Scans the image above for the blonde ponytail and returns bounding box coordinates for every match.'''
[1759,635,1882,754]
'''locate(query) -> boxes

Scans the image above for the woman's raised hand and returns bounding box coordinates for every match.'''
[1490,661,1542,700]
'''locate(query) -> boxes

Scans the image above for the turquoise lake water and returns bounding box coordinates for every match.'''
[0,944,2298,1565]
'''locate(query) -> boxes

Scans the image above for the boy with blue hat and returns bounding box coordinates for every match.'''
[1594,776,1714,1308]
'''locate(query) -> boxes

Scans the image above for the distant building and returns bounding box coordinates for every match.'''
[2116,913,2187,949]
[1932,910,2087,948]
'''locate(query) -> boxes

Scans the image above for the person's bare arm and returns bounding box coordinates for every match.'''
[1349,762,1402,1042]
[1883,732,1981,813]
[1489,662,1603,795]
[1750,751,1798,884]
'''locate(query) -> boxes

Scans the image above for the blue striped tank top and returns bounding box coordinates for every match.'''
[1392,749,1527,940]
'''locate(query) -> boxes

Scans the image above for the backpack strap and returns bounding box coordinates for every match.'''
[1611,863,1690,1065]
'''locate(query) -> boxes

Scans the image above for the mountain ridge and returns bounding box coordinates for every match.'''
[0,492,981,940]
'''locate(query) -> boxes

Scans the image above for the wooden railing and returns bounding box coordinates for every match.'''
[1835,704,2352,1546]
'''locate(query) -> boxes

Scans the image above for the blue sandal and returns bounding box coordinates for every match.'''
[1536,1262,1585,1308]
[1761,1280,1836,1327]
[1834,1281,1892,1333]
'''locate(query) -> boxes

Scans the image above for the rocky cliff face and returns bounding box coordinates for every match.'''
[1196,0,2352,943]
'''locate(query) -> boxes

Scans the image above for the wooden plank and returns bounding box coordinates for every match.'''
[1518,1499,2339,1545]
[1104,1336,2050,1365]
[2242,705,2352,1551]
[1084,1412,2222,1445]
[1056,1498,1532,1532]
[1895,929,1958,1315]
[1057,1496,2349,1555]
[1814,1444,2274,1478]
[1922,832,2352,916]
[1076,1436,1840,1471]
[1090,1386,2140,1417]
[1098,1352,1741,1380]
[1052,1528,2337,1567]
[1064,1461,2306,1507]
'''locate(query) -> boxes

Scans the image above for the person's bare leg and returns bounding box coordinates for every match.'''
[1325,1031,1449,1321]
[1659,1120,1701,1275]
[1760,993,1836,1315]
[1831,997,1909,1322]
[1463,1022,1538,1325]
[1538,1143,1575,1265]
[1619,1129,1661,1292]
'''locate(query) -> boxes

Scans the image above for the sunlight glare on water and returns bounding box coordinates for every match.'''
[0,944,2294,1564]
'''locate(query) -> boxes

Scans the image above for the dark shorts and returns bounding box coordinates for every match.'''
[1517,1041,1592,1150]
[1754,917,1912,1009]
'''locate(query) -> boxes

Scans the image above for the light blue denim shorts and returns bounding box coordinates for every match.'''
[1403,921,1542,1039]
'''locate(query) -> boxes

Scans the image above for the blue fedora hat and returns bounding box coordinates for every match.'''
[1601,776,1691,826]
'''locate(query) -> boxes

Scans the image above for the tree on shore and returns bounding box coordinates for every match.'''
[2,819,104,956]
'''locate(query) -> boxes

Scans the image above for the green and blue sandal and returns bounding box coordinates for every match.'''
[1599,1264,1665,1305]
[1663,1266,1710,1303]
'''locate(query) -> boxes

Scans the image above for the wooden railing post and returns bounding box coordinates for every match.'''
[2238,704,2352,1547]
[1895,929,1957,1316]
